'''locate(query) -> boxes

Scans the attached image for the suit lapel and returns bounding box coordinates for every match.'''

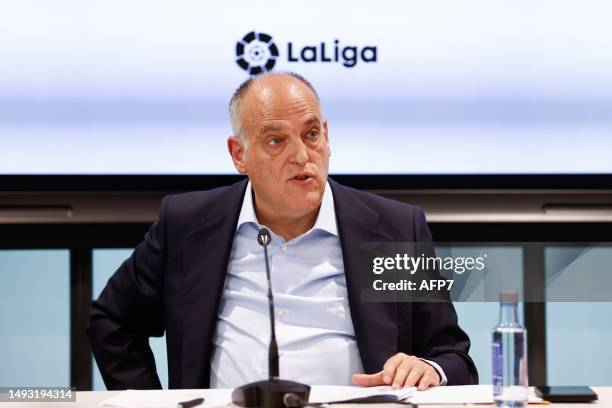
[181,179,247,387]
[329,179,398,374]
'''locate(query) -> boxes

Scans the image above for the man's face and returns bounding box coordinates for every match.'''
[228,77,330,218]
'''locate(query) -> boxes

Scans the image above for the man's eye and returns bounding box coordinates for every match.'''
[267,138,281,146]
[307,130,319,139]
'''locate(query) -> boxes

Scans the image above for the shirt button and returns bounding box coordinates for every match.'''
[281,244,288,252]
[277,309,284,318]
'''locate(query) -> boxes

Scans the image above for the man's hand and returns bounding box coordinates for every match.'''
[352,353,441,390]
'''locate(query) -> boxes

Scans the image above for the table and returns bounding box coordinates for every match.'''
[2,387,609,408]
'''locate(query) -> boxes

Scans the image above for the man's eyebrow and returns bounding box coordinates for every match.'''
[261,124,282,133]
[304,116,320,126]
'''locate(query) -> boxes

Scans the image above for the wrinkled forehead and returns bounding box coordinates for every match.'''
[240,78,322,129]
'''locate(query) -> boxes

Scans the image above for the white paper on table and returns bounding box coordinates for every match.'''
[409,385,543,405]
[99,389,232,408]
[309,385,416,403]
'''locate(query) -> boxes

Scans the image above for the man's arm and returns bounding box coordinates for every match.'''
[86,196,170,390]
[410,300,478,385]
[410,206,478,385]
[353,206,478,389]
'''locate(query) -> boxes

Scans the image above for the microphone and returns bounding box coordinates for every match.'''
[257,228,271,246]
[258,228,279,379]
[231,227,310,408]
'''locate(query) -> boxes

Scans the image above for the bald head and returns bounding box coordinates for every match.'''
[229,72,320,140]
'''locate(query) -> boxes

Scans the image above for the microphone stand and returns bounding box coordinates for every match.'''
[231,228,311,408]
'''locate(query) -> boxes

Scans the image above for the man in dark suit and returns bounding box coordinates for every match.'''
[88,72,478,390]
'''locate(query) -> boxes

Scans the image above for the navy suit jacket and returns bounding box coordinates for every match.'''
[87,178,478,389]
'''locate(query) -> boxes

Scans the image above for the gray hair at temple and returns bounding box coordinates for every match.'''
[228,72,321,143]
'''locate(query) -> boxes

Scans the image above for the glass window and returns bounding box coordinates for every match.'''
[546,245,612,385]
[0,250,70,386]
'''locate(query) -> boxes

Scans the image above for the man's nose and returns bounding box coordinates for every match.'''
[289,139,309,165]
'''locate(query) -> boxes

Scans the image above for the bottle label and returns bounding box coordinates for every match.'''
[492,342,503,394]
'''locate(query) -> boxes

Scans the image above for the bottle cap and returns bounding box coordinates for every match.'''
[499,291,519,303]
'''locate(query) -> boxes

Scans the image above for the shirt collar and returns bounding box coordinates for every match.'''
[236,179,338,237]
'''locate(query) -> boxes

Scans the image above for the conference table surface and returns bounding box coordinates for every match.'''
[3,387,609,408]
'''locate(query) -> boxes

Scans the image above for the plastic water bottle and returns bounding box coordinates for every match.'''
[492,291,528,407]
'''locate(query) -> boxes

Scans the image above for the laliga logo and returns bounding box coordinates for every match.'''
[235,31,279,75]
[235,31,378,75]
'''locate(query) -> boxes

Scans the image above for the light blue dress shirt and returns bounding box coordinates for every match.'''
[210,181,364,388]
[210,180,447,388]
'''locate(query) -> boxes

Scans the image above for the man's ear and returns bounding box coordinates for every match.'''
[227,135,248,174]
